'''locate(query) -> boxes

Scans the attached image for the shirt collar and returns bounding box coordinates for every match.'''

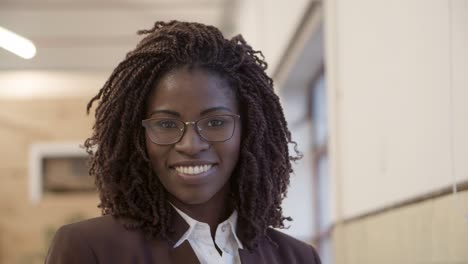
[223,210,243,250]
[169,203,243,250]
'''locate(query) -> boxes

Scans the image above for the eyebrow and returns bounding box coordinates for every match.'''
[149,109,180,117]
[200,106,233,116]
[149,106,233,117]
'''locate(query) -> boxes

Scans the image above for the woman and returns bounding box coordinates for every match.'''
[45,21,321,264]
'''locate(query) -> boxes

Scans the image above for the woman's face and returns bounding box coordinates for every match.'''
[145,67,241,206]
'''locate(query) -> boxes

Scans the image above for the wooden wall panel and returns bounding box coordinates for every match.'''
[0,98,100,264]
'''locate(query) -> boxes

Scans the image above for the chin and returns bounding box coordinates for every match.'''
[175,193,214,205]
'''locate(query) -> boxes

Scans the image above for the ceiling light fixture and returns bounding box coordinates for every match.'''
[0,26,36,59]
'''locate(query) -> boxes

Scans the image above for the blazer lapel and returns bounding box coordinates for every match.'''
[170,240,200,264]
[167,206,200,264]
[239,248,263,263]
[235,223,265,264]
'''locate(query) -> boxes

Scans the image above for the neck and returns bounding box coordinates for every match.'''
[169,187,233,238]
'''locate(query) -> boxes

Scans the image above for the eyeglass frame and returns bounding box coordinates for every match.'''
[141,114,241,145]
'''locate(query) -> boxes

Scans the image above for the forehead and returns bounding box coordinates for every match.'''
[147,67,238,117]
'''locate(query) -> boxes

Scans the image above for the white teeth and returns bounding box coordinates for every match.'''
[174,165,213,175]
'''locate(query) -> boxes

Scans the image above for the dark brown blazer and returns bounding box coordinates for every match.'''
[45,212,321,264]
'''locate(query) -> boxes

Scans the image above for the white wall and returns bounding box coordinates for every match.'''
[234,0,312,75]
[282,94,317,242]
[325,0,468,220]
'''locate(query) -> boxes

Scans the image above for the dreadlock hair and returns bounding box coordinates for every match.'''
[84,20,301,249]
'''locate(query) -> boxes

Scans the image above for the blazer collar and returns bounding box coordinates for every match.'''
[167,205,191,247]
[166,206,268,264]
[167,208,199,263]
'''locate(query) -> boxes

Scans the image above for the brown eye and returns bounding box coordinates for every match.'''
[207,119,225,127]
[155,120,178,129]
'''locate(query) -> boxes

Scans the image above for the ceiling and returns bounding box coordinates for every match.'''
[0,0,234,70]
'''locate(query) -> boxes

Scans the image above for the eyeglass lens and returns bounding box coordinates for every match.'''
[145,115,236,144]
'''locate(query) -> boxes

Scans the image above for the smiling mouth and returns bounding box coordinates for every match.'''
[173,164,214,175]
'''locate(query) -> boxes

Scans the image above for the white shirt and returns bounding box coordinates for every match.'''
[171,205,244,264]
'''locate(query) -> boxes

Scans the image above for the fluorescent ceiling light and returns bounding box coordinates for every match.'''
[0,26,36,59]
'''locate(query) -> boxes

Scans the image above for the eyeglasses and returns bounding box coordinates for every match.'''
[142,114,240,145]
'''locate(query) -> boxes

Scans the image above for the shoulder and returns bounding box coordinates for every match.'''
[45,215,141,264]
[265,228,312,249]
[55,214,143,246]
[58,215,126,237]
[264,228,321,264]
[45,216,112,264]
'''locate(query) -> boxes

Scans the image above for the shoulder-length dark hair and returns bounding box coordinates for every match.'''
[84,20,300,248]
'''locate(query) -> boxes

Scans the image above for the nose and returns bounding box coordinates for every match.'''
[174,124,210,155]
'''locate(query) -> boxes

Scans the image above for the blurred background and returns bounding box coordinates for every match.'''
[0,0,467,263]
